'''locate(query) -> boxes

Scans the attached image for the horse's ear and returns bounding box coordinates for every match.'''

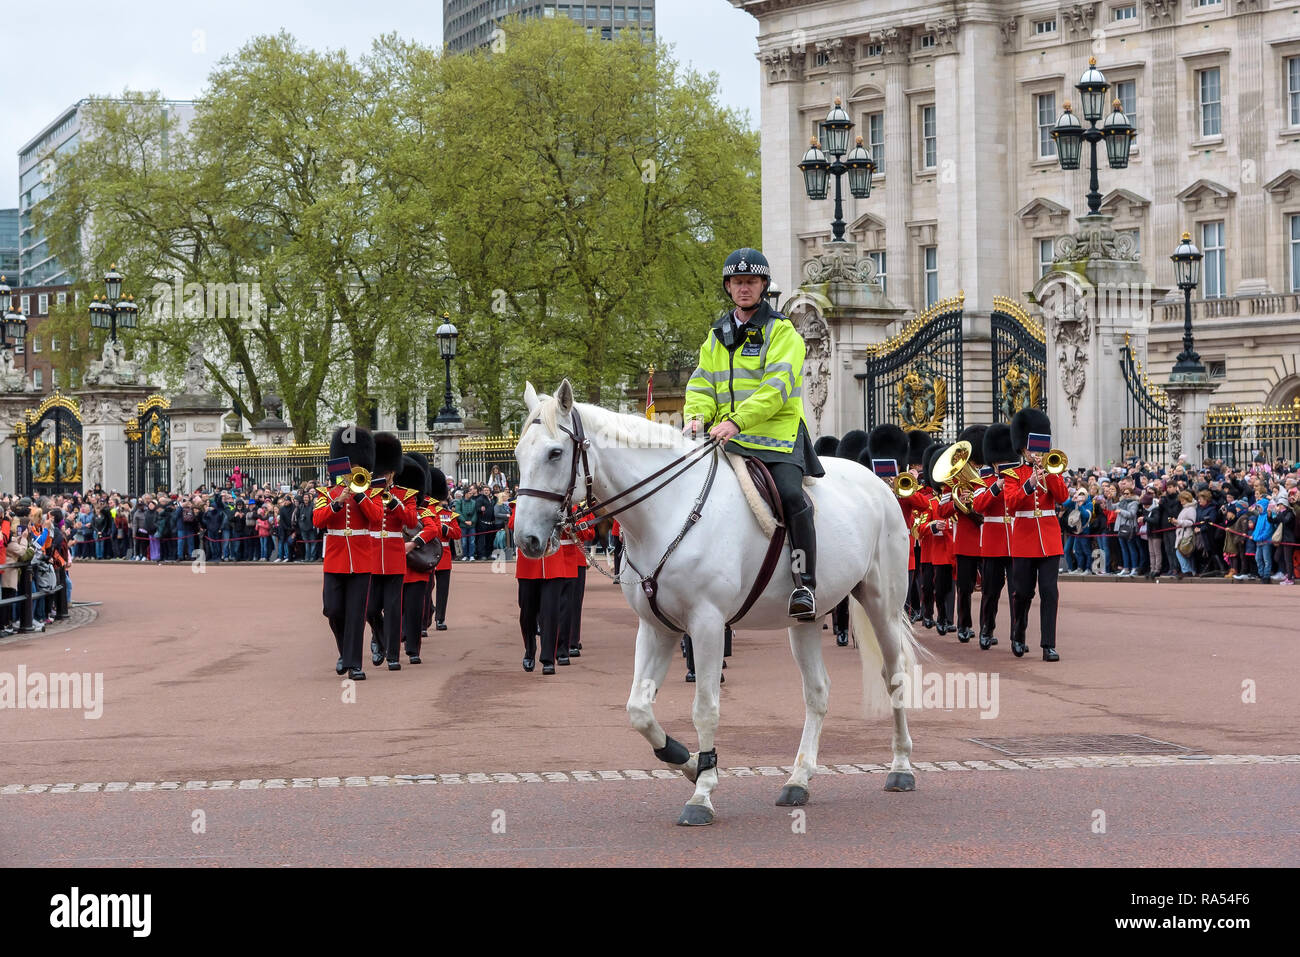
[524,381,539,413]
[556,379,575,415]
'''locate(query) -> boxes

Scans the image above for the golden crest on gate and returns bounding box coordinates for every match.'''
[897,363,947,433]
[1000,358,1042,420]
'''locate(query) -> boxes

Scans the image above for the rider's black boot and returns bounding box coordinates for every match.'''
[786,504,817,621]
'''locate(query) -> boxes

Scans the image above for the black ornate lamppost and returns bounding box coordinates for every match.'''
[0,276,28,354]
[763,281,782,312]
[434,313,461,424]
[87,262,140,343]
[797,97,876,242]
[1050,57,1136,214]
[1170,231,1206,376]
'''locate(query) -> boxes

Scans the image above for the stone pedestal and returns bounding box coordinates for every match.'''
[1164,375,1221,465]
[168,393,227,494]
[782,241,908,436]
[75,385,157,494]
[0,391,36,493]
[430,423,465,485]
[1032,214,1168,468]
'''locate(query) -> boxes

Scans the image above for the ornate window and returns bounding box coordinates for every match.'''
[1036,93,1057,158]
[1201,220,1226,299]
[1198,68,1221,138]
[923,246,938,307]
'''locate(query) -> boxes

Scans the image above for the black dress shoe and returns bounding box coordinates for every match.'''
[1042,648,1060,662]
[956,628,972,643]
[409,656,422,665]
[335,657,346,675]
[835,631,849,647]
[1011,640,1027,658]
[420,630,428,637]
[685,670,696,683]
[435,622,447,631]
[557,655,571,666]
[922,618,935,629]
[978,634,998,650]
[522,657,535,672]
[542,663,556,675]
[349,668,366,680]
[909,610,922,623]
[371,651,384,667]
[568,647,580,657]
[371,639,380,658]
[388,660,401,671]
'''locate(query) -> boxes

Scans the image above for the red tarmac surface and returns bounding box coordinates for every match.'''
[2,559,1297,866]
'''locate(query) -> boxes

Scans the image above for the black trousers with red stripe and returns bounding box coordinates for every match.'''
[402,580,429,658]
[931,562,954,625]
[323,571,371,671]
[367,573,405,662]
[979,556,1013,638]
[955,554,980,631]
[1011,556,1059,650]
[566,565,587,650]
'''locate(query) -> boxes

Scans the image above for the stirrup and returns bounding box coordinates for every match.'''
[788,586,816,621]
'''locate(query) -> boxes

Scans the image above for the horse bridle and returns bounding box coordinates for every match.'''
[515,407,719,534]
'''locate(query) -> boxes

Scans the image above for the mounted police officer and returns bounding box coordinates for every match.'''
[682,247,825,620]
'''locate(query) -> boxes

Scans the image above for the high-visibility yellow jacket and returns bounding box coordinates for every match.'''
[682,303,806,454]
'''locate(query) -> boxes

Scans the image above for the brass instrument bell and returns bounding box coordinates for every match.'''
[934,440,983,513]
[1043,449,1069,474]
[348,465,372,495]
[895,472,919,497]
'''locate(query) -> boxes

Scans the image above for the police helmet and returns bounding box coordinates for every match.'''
[721,248,771,299]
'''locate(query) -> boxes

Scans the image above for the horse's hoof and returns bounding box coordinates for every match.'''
[775,784,809,807]
[677,804,715,826]
[883,771,916,792]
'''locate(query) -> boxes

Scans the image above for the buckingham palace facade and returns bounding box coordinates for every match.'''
[734,0,1300,407]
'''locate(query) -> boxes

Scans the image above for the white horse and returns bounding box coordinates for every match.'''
[513,379,922,826]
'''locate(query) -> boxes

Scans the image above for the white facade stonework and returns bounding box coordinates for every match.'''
[736,0,1300,410]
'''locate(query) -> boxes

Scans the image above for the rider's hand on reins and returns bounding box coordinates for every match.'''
[707,419,740,444]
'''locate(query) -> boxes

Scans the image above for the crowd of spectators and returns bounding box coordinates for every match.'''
[1055,454,1300,583]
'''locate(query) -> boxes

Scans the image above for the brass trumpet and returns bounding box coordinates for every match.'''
[348,465,372,495]
[1042,449,1069,474]
[895,472,919,497]
[934,440,983,513]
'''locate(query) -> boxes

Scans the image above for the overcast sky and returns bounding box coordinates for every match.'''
[5,0,760,210]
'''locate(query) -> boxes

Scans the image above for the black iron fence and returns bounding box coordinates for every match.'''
[864,292,965,444]
[1203,400,1300,468]
[1119,337,1170,465]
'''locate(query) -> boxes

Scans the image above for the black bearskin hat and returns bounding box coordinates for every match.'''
[1010,408,1052,454]
[329,426,375,472]
[373,432,404,477]
[813,435,840,458]
[983,423,1017,466]
[406,451,432,495]
[395,455,426,496]
[907,429,932,468]
[867,424,909,467]
[428,467,449,503]
[837,429,870,464]
[923,443,946,490]
[958,425,990,467]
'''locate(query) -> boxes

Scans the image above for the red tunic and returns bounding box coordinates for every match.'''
[933,476,989,558]
[403,503,440,585]
[368,483,420,576]
[559,509,597,573]
[925,493,955,566]
[433,504,460,573]
[972,470,1015,559]
[509,505,570,579]
[1003,463,1069,558]
[313,484,385,574]
[910,487,937,564]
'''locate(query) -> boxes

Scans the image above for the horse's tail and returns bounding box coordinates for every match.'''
[850,599,928,720]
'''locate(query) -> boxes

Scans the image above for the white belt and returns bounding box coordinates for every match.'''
[371,530,399,539]
[326,528,363,537]
[988,515,1013,523]
[1014,510,1049,519]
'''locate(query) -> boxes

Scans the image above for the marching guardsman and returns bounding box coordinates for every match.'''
[825,431,865,647]
[865,423,915,611]
[682,247,826,620]
[367,433,419,671]
[560,503,597,657]
[610,518,623,578]
[509,501,570,675]
[904,430,933,620]
[397,455,438,664]
[1000,408,1067,661]
[314,426,385,680]
[921,444,955,635]
[426,464,458,633]
[933,425,989,643]
[971,423,1018,650]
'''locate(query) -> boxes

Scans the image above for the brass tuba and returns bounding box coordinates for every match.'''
[348,465,372,495]
[934,440,983,513]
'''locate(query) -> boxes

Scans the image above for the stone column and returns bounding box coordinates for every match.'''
[0,391,35,492]
[760,42,808,300]
[1164,377,1222,465]
[881,27,914,311]
[1032,214,1168,467]
[1145,0,1179,290]
[430,423,467,486]
[786,241,908,435]
[75,385,156,495]
[1233,0,1269,294]
[167,393,227,494]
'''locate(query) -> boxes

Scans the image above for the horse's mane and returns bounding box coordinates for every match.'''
[523,396,691,451]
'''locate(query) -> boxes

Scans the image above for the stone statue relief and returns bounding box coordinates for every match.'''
[85,431,105,487]
[792,307,833,435]
[183,340,208,393]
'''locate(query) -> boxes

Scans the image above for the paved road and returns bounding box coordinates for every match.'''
[2,560,1297,866]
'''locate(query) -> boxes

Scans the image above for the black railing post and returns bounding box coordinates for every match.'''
[17,563,34,633]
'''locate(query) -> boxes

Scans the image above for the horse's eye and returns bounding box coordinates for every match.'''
[548,448,563,461]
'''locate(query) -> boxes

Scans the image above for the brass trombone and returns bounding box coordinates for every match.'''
[934,440,983,513]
